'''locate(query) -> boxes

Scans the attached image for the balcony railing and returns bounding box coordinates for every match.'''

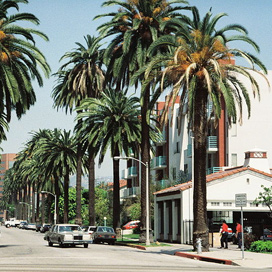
[158,179,169,189]
[128,166,137,178]
[152,156,167,169]
[123,186,140,198]
[156,129,167,146]
[207,167,224,175]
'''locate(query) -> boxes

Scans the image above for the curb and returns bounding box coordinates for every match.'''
[116,241,146,250]
[174,251,234,265]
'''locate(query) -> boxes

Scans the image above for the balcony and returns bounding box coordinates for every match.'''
[207,167,224,175]
[187,144,192,158]
[128,166,137,178]
[156,129,167,146]
[207,136,218,153]
[158,179,169,189]
[123,186,140,198]
[121,169,128,179]
[152,156,167,170]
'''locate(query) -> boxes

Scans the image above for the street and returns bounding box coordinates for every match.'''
[0,227,261,272]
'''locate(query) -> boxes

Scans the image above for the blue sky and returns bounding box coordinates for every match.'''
[1,0,272,177]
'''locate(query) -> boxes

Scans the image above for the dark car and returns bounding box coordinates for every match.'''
[261,228,272,241]
[92,226,116,245]
[40,224,51,233]
[36,223,42,232]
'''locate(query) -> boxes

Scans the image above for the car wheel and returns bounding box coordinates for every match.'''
[6,224,10,228]
[48,240,53,247]
[84,243,88,248]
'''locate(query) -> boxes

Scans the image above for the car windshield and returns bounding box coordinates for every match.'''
[97,227,114,233]
[59,226,80,232]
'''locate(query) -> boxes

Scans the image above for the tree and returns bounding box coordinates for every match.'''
[0,0,50,130]
[254,185,272,219]
[144,6,268,251]
[95,0,189,232]
[34,129,77,223]
[76,88,142,230]
[52,35,105,225]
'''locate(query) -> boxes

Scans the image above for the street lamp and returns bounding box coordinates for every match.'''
[41,191,57,225]
[114,156,150,246]
[19,202,30,222]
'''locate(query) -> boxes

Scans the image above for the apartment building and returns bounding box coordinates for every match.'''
[0,153,17,221]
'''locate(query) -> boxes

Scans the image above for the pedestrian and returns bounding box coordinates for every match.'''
[220,220,229,249]
[236,221,242,249]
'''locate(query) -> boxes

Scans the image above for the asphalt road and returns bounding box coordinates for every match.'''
[0,226,259,272]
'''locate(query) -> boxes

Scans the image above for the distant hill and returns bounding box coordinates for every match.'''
[69,175,113,189]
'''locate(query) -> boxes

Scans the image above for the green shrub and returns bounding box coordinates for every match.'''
[250,240,272,252]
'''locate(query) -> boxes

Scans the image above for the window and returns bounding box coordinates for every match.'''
[172,168,176,180]
[231,154,237,167]
[231,121,237,136]
[211,202,220,206]
[223,202,232,206]
[174,142,180,153]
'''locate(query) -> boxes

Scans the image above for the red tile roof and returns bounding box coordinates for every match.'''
[154,166,272,196]
[108,179,127,191]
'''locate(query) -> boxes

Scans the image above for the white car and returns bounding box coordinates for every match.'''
[44,224,92,248]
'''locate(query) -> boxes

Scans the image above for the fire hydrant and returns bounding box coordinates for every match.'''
[196,238,202,254]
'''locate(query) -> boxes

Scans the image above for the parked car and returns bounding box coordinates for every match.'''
[18,221,28,229]
[44,224,92,248]
[82,226,96,235]
[260,228,272,241]
[92,226,116,245]
[40,224,51,233]
[27,223,36,230]
[36,223,42,232]
[122,220,140,230]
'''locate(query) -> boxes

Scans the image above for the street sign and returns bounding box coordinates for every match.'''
[235,193,247,207]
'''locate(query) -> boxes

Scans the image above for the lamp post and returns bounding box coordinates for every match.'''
[19,202,30,222]
[114,156,150,246]
[41,191,57,225]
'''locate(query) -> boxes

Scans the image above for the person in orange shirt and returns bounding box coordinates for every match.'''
[236,221,242,249]
[220,220,229,249]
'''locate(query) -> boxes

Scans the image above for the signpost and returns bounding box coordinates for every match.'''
[235,193,247,260]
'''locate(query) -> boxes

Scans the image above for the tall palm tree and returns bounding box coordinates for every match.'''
[144,6,268,251]
[52,35,105,225]
[0,0,50,126]
[35,129,78,223]
[95,0,189,232]
[76,88,142,229]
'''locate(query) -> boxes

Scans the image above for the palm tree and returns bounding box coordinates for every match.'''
[34,129,78,223]
[0,0,50,126]
[76,88,142,229]
[144,6,268,251]
[95,0,189,232]
[52,35,105,225]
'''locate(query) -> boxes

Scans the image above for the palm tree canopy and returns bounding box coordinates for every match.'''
[52,35,105,114]
[75,88,142,165]
[145,6,268,130]
[0,0,50,123]
[95,0,189,89]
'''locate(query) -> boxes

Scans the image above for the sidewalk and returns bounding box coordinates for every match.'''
[146,242,272,269]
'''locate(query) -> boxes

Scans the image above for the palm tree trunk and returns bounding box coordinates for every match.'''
[193,86,209,252]
[112,151,120,230]
[88,152,95,226]
[63,172,69,223]
[31,183,35,222]
[75,144,83,225]
[41,193,45,224]
[36,184,40,223]
[54,175,60,224]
